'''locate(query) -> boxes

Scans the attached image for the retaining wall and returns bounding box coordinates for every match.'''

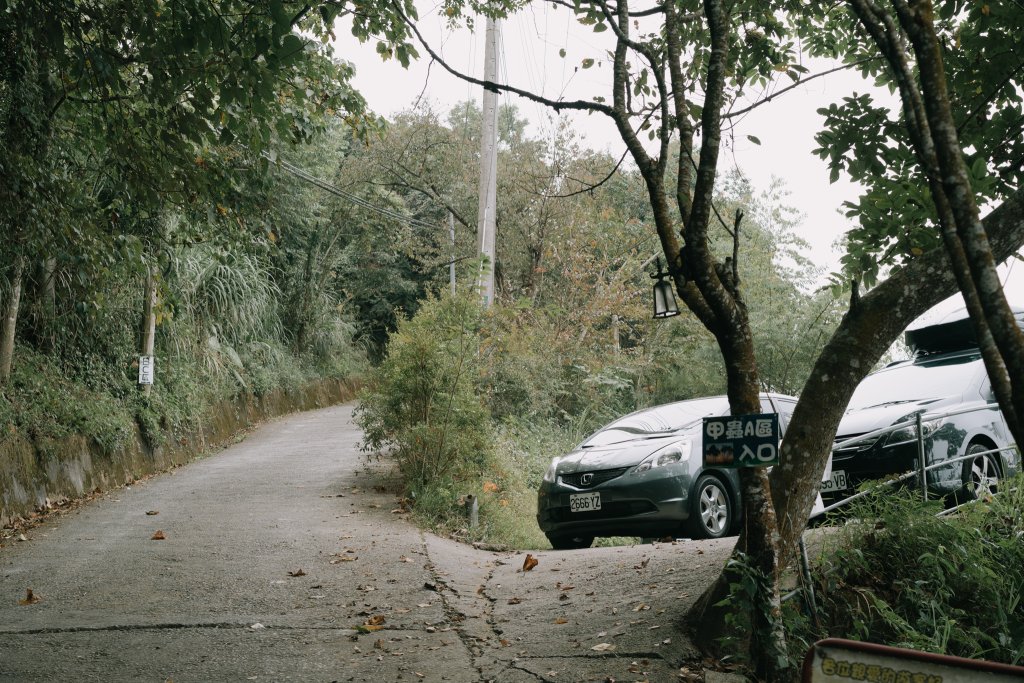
[0,378,359,527]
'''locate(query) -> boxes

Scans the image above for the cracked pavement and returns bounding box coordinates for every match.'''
[0,404,733,682]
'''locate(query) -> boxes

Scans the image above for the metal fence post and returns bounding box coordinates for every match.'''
[916,413,928,502]
[798,535,818,618]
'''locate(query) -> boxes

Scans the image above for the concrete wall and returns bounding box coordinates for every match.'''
[0,378,359,527]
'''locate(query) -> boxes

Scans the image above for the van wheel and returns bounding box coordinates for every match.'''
[961,442,1001,501]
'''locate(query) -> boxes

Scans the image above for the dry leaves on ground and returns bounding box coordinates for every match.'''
[151,530,166,540]
[18,588,40,605]
[288,569,307,577]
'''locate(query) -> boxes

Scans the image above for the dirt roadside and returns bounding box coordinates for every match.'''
[0,403,737,682]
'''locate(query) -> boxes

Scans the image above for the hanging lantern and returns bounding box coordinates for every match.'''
[651,258,680,319]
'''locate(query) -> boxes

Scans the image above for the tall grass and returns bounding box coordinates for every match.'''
[798,479,1024,665]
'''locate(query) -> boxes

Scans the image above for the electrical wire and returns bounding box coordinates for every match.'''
[265,153,443,232]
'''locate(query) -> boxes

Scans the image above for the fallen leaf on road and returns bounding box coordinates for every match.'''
[17,534,27,542]
[18,588,40,605]
[146,510,159,516]
[330,556,357,564]
[355,624,383,633]
[365,615,386,627]
[634,558,650,570]
[499,639,511,647]
[250,623,265,630]
[522,554,538,572]
[288,569,306,577]
[399,556,414,563]
[151,530,166,540]
[374,638,386,650]
[507,597,522,605]
[554,617,568,624]
[591,643,615,652]
[423,582,439,592]
[633,603,650,612]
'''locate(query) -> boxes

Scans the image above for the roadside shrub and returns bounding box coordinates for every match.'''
[797,480,1024,665]
[356,292,493,489]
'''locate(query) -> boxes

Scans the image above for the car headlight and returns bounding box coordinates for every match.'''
[885,417,943,446]
[633,441,692,474]
[543,457,561,483]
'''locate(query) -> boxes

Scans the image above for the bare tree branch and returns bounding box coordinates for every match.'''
[724,57,879,120]
[394,3,614,117]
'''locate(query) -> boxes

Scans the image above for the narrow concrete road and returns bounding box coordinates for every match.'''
[0,404,731,682]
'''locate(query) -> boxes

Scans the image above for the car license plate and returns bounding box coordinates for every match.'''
[821,470,848,492]
[569,492,601,512]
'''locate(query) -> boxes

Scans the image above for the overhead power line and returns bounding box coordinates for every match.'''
[264,153,444,232]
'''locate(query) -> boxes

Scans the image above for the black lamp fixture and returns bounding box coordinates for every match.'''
[650,257,680,319]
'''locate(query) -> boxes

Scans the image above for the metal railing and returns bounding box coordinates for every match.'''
[816,400,1015,515]
[784,400,1018,608]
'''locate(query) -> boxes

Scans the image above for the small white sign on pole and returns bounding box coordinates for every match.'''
[138,356,155,385]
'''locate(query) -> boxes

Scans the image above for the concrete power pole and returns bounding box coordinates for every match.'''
[476,15,500,308]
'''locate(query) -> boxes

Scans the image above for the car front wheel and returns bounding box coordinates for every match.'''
[961,442,1001,500]
[689,474,732,540]
[546,533,594,550]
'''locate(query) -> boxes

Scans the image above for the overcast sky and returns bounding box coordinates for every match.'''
[334,3,1023,316]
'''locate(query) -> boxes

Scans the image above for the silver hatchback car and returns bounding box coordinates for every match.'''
[536,394,797,549]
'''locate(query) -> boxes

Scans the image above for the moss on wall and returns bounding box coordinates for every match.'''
[0,378,358,527]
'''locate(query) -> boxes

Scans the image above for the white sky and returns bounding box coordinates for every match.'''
[333,4,1024,315]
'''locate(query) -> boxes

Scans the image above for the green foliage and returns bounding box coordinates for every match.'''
[716,551,790,675]
[796,1,1024,286]
[799,482,1024,665]
[356,292,493,488]
[0,345,135,454]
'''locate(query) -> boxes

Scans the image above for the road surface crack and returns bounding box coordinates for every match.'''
[0,622,413,636]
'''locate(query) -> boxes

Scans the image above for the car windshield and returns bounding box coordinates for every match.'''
[847,353,982,411]
[581,397,729,447]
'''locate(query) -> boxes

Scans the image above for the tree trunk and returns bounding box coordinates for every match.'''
[892,0,1024,448]
[140,264,157,395]
[768,185,1024,570]
[40,256,56,352]
[0,255,25,384]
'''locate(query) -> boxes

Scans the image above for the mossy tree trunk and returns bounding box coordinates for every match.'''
[140,264,157,395]
[0,255,25,384]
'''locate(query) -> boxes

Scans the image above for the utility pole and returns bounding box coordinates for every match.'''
[476,15,499,308]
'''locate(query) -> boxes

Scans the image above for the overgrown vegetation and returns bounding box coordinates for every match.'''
[0,230,368,458]
[789,480,1024,666]
[353,118,843,546]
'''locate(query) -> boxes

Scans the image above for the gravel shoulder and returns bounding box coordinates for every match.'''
[0,404,734,682]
